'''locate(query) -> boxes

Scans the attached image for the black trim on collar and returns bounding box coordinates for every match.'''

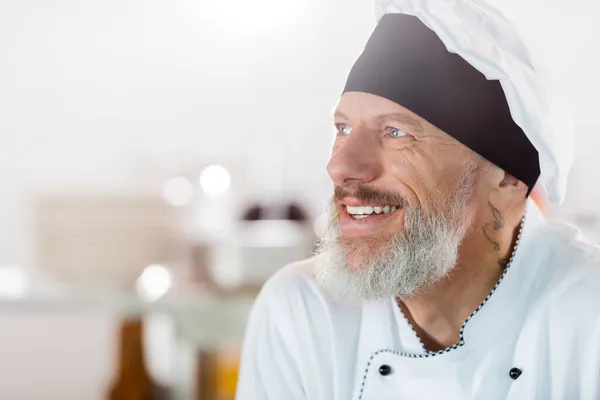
[356,215,525,399]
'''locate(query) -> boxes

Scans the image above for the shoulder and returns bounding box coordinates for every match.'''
[544,219,600,261]
[528,218,600,289]
[547,260,600,319]
[519,217,600,326]
[519,260,600,373]
[250,257,364,335]
[545,220,600,295]
[242,257,349,370]
[237,259,328,398]
[258,257,321,304]
[528,220,600,329]
[248,257,331,325]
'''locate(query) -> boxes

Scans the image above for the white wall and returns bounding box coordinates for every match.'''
[0,0,375,268]
[2,0,599,266]
[0,0,374,397]
[0,0,599,397]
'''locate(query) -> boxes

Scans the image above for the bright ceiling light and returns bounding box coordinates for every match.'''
[136,264,173,302]
[199,165,231,196]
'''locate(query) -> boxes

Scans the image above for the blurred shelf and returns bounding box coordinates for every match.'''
[0,268,257,348]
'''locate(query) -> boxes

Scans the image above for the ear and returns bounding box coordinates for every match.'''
[488,169,528,212]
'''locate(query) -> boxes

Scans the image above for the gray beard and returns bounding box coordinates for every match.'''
[315,168,478,303]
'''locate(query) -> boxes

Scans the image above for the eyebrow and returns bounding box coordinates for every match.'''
[378,112,424,131]
[333,110,424,132]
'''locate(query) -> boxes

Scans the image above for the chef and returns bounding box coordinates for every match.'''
[236,0,600,399]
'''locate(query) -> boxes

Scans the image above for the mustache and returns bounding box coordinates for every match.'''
[334,186,408,207]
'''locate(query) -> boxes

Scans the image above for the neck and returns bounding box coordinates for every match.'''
[397,202,525,352]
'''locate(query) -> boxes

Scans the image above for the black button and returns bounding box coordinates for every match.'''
[379,365,392,376]
[509,368,522,380]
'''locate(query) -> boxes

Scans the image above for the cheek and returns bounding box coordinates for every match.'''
[383,147,460,211]
[390,146,457,187]
[385,144,432,178]
[381,151,424,206]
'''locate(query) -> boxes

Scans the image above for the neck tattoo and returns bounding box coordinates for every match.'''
[395,213,526,356]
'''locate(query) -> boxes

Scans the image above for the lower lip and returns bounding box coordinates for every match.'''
[338,206,404,237]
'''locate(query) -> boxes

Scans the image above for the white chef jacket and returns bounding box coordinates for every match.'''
[236,200,600,400]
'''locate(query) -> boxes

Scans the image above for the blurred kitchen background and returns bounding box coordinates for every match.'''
[0,0,599,399]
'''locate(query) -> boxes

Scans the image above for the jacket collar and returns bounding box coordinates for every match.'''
[359,199,549,359]
[460,199,547,347]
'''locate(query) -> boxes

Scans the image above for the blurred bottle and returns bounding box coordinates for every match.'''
[108,318,170,400]
[197,348,240,400]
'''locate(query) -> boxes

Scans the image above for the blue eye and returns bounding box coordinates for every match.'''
[389,127,407,138]
[337,123,352,136]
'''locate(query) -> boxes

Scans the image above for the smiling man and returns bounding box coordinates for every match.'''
[236,1,600,399]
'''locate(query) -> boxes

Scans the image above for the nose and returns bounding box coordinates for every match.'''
[327,131,383,188]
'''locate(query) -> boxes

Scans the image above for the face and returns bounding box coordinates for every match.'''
[315,92,483,302]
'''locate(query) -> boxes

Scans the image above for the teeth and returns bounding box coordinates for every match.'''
[347,205,398,217]
[346,206,369,215]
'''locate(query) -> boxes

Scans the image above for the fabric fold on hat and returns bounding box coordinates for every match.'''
[371,0,574,204]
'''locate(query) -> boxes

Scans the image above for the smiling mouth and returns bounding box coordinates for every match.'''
[345,205,401,220]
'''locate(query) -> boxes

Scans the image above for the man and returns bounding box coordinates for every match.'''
[236,1,600,399]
